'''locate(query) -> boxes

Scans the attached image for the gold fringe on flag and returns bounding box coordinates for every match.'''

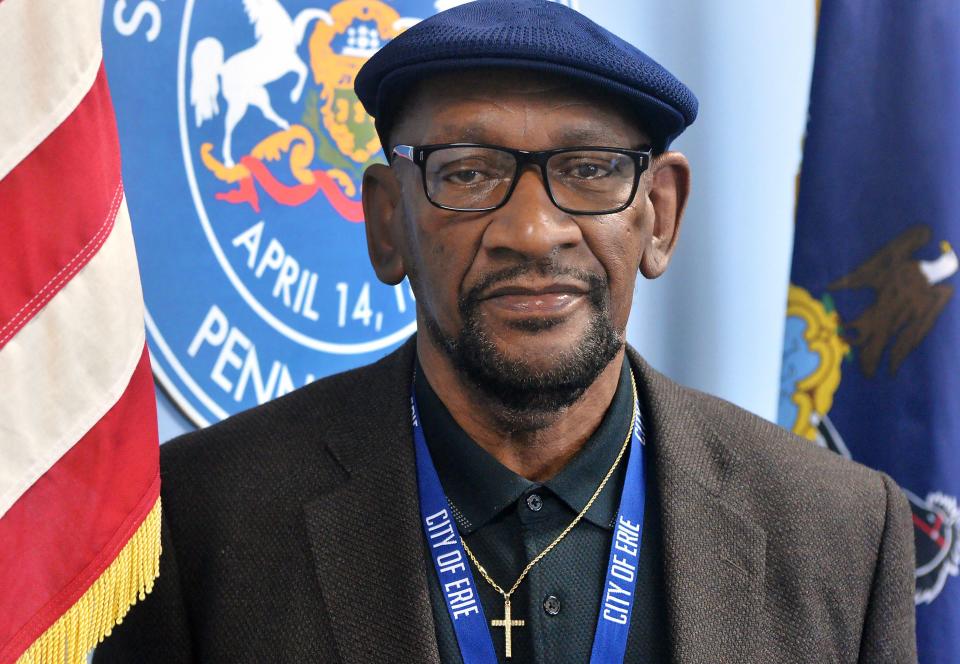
[15,498,161,664]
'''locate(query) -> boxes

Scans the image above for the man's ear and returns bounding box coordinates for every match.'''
[362,163,406,285]
[639,151,691,279]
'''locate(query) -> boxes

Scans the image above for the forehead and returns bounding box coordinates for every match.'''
[393,69,648,148]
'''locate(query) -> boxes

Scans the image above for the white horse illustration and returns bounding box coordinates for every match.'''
[190,0,333,166]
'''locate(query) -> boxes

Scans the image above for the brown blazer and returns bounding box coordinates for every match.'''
[93,340,917,663]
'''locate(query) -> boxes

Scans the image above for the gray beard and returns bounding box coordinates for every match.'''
[423,261,623,421]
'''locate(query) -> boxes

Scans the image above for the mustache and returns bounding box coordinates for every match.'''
[459,260,608,312]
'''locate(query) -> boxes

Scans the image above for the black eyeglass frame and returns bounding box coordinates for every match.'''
[391,143,653,215]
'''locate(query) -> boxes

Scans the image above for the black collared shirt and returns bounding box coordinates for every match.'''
[416,358,669,663]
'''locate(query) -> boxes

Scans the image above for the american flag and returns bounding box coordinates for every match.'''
[0,0,161,662]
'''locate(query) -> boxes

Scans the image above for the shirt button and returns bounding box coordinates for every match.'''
[526,493,543,512]
[543,594,561,616]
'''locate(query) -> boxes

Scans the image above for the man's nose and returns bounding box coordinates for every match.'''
[480,168,583,260]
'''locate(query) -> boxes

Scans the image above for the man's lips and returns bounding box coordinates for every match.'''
[480,281,591,299]
[478,282,590,314]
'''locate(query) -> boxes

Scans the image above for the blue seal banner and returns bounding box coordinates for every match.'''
[103,0,579,426]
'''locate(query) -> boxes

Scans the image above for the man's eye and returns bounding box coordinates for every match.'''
[568,162,610,179]
[447,169,485,184]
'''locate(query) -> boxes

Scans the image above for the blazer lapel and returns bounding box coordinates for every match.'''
[302,342,441,664]
[630,350,767,663]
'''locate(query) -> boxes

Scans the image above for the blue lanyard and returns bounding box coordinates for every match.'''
[412,371,647,663]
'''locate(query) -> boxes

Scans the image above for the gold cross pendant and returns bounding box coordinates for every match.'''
[490,598,525,658]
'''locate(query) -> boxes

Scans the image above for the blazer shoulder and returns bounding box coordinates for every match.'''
[713,387,878,474]
[162,342,410,462]
[629,345,895,521]
[682,380,889,500]
[158,340,413,512]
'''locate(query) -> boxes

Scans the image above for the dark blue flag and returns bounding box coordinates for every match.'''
[779,2,960,661]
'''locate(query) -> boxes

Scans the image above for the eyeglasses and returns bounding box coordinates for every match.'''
[391,143,652,215]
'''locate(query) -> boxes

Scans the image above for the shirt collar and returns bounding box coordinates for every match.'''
[414,357,635,534]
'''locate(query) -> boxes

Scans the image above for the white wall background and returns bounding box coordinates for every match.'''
[584,1,815,418]
[155,1,816,442]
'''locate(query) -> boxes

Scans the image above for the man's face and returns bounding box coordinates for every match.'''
[363,70,689,414]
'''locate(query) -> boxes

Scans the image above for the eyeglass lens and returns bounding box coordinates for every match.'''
[423,147,637,212]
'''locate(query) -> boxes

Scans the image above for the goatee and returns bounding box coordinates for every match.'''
[424,261,623,422]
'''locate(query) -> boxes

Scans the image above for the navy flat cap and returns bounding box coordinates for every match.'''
[354,0,698,152]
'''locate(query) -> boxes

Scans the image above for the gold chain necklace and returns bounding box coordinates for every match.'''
[460,374,638,659]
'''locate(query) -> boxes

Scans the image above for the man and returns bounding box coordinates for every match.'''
[94,1,916,662]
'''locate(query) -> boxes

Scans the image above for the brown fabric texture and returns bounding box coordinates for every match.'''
[93,339,917,663]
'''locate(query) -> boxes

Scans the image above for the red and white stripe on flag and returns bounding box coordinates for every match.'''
[0,0,161,662]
